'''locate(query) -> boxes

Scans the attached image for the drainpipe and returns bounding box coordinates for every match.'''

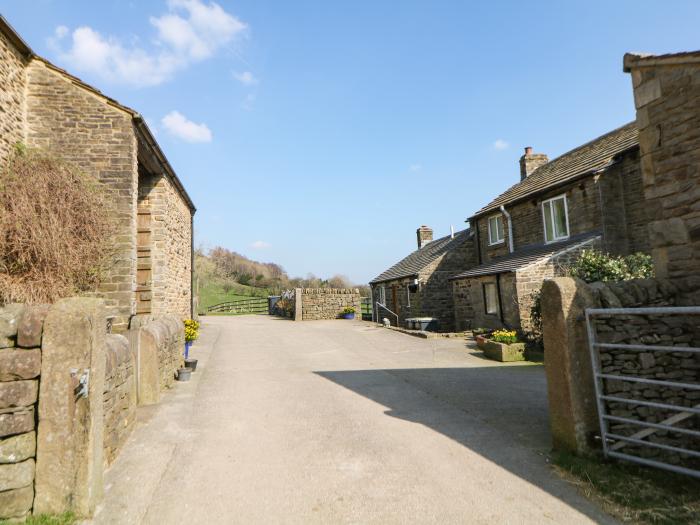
[474,218,483,265]
[500,205,514,253]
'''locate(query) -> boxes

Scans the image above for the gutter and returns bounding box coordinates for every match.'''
[500,205,514,253]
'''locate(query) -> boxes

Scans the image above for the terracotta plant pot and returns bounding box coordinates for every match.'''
[476,335,488,349]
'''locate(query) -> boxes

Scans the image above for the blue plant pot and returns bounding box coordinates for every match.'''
[185,341,193,358]
[342,313,355,320]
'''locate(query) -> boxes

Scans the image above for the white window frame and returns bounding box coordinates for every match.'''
[483,282,499,315]
[378,285,386,305]
[541,194,570,244]
[487,214,505,245]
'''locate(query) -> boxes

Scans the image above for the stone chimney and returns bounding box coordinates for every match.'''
[519,147,549,181]
[416,226,433,249]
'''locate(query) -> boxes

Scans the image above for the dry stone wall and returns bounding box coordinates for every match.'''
[300,289,361,320]
[0,304,46,521]
[103,335,135,467]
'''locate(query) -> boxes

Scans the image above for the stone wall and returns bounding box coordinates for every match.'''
[0,304,45,521]
[130,315,184,394]
[0,27,27,166]
[103,335,135,467]
[542,277,700,459]
[25,61,138,332]
[300,289,362,321]
[625,53,700,281]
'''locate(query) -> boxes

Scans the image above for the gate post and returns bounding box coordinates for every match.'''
[541,278,599,454]
[294,288,302,321]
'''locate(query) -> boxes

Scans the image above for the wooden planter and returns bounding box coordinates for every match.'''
[483,340,526,362]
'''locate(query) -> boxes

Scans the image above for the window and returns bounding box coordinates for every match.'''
[542,195,569,243]
[483,282,499,315]
[378,285,386,305]
[487,214,505,245]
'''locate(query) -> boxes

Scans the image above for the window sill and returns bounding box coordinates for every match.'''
[544,235,570,244]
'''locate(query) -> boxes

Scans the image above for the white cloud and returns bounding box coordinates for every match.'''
[54,0,247,87]
[409,164,422,172]
[161,111,212,143]
[251,240,271,249]
[493,139,509,151]
[233,71,258,85]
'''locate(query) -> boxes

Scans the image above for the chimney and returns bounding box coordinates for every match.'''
[519,147,549,181]
[416,225,433,249]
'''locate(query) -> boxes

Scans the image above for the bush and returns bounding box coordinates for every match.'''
[490,329,518,344]
[567,249,653,283]
[0,147,114,303]
[341,306,356,314]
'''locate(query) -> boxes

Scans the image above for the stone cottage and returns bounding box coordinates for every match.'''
[0,16,196,331]
[370,226,476,331]
[451,122,650,333]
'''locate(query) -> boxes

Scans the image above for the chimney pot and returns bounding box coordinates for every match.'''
[524,146,533,155]
[416,226,433,249]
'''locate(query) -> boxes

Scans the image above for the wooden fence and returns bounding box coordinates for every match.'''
[207,297,269,315]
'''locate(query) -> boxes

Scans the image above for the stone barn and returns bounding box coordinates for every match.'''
[370,226,476,332]
[0,16,195,331]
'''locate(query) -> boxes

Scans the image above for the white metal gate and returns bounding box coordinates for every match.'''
[585,306,700,478]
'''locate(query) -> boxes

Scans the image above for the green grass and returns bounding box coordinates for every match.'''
[1,513,76,525]
[552,451,700,524]
[197,279,271,313]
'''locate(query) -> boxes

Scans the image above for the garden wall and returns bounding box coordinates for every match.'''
[300,288,361,320]
[0,301,185,520]
[542,276,700,461]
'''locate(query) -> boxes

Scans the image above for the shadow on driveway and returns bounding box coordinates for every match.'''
[315,365,610,523]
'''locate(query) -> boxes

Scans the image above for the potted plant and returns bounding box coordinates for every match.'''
[183,319,200,371]
[482,329,526,362]
[340,306,356,320]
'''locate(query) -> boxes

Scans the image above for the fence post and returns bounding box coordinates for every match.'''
[294,288,302,321]
[541,277,600,454]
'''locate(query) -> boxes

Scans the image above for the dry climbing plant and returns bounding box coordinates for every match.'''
[0,146,116,303]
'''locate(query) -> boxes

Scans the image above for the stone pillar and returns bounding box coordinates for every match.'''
[541,278,599,454]
[294,288,302,321]
[624,52,700,280]
[34,298,106,517]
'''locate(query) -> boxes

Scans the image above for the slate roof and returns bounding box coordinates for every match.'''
[471,122,639,218]
[370,229,471,284]
[449,232,601,280]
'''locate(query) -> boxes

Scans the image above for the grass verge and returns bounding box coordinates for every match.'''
[552,451,700,524]
[1,513,76,525]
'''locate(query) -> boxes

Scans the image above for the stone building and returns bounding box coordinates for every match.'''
[0,16,195,331]
[451,123,650,333]
[624,51,700,286]
[370,226,476,332]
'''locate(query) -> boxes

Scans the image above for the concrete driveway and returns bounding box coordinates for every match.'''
[93,316,614,524]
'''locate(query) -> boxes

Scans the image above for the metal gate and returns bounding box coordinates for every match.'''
[585,306,700,478]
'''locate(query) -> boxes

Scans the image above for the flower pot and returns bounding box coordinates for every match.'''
[184,358,198,372]
[342,313,355,320]
[176,368,192,381]
[185,341,193,358]
[483,340,526,362]
[476,335,488,350]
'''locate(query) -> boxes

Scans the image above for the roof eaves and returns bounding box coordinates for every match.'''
[0,15,34,58]
[624,51,700,72]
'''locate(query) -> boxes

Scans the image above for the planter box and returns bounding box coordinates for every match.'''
[475,335,488,350]
[483,340,526,362]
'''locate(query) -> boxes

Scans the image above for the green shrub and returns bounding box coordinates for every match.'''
[341,306,356,314]
[567,250,653,283]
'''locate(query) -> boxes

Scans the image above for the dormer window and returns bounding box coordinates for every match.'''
[487,214,505,245]
[542,195,569,243]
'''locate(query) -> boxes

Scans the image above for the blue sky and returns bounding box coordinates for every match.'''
[2,1,699,283]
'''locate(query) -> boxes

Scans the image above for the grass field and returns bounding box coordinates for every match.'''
[197,278,274,313]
